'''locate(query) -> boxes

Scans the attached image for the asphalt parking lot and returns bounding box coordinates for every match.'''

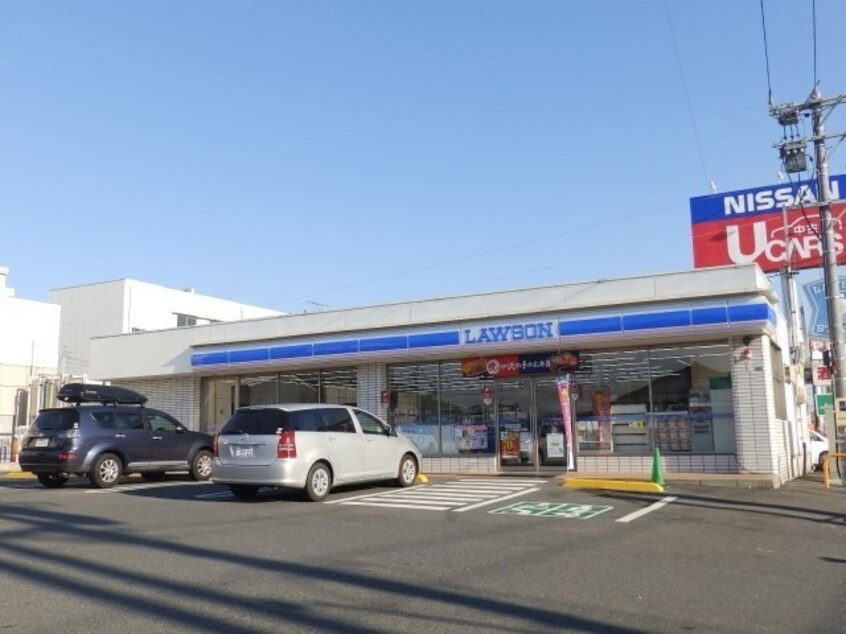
[2,472,845,633]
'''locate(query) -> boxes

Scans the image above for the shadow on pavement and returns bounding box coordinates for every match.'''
[0,503,646,633]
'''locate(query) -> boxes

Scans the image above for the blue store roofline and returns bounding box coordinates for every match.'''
[191,301,775,370]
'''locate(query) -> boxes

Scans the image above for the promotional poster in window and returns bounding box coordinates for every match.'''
[461,351,580,378]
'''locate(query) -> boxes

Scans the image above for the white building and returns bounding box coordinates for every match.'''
[88,264,808,487]
[50,279,283,377]
[0,267,61,458]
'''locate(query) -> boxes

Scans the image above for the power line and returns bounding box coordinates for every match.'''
[267,201,686,309]
[812,0,818,87]
[664,1,712,191]
[759,0,774,107]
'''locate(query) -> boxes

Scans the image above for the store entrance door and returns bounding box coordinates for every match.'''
[497,377,569,470]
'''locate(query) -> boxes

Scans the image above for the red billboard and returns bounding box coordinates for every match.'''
[690,176,846,272]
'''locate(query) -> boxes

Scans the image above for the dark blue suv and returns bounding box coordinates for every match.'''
[18,383,214,489]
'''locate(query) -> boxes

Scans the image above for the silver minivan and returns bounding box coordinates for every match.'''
[211,403,422,501]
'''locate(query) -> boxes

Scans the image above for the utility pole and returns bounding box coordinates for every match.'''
[809,90,846,403]
[770,88,846,474]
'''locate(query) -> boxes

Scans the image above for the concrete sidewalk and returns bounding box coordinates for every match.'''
[0,462,32,478]
[0,462,800,488]
[568,471,779,489]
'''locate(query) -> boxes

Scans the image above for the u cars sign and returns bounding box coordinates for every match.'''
[690,175,846,272]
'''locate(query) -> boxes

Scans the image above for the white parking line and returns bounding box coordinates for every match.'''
[616,496,677,523]
[324,484,428,504]
[449,478,548,486]
[340,500,455,511]
[396,489,496,500]
[453,487,542,513]
[331,478,546,512]
[86,481,210,494]
[431,485,534,494]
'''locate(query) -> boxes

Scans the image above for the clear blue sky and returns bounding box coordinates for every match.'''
[2,1,845,313]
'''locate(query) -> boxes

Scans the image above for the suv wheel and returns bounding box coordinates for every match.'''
[37,473,69,488]
[91,453,123,489]
[396,454,418,488]
[305,462,332,501]
[190,449,213,481]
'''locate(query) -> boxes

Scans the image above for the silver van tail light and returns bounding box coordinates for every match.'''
[278,430,297,459]
[213,433,219,458]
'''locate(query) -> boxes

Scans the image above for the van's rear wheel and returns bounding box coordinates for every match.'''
[305,462,332,501]
[397,454,418,487]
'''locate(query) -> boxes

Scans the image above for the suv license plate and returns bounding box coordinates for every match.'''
[233,447,254,458]
[34,438,49,447]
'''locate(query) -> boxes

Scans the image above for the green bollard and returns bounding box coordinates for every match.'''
[651,447,665,485]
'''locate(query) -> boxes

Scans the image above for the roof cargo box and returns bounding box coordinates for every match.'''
[57,383,148,405]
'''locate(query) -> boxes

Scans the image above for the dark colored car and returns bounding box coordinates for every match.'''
[18,383,214,489]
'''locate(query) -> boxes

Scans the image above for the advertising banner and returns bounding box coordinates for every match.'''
[689,175,846,272]
[457,425,489,451]
[545,433,565,459]
[556,376,574,468]
[500,430,520,462]
[591,387,613,451]
[462,352,579,378]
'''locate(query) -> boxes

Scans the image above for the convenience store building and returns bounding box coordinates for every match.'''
[88,264,805,487]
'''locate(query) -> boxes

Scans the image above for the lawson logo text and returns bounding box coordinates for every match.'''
[463,321,555,345]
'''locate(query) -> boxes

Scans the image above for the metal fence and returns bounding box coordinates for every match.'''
[1,415,18,463]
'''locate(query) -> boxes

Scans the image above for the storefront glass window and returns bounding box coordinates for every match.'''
[279,371,319,403]
[200,377,237,434]
[212,341,735,458]
[230,369,354,410]
[573,349,651,454]
[439,362,495,457]
[239,374,278,407]
[388,363,440,455]
[572,343,734,454]
[387,362,496,456]
[320,368,357,405]
[649,343,733,453]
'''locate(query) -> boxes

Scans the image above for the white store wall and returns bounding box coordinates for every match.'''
[0,267,60,426]
[51,279,282,376]
[81,265,807,485]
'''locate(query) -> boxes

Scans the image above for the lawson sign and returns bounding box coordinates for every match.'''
[462,321,555,344]
[690,175,846,272]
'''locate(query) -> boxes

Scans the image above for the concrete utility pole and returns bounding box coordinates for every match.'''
[770,88,846,467]
[809,90,846,403]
